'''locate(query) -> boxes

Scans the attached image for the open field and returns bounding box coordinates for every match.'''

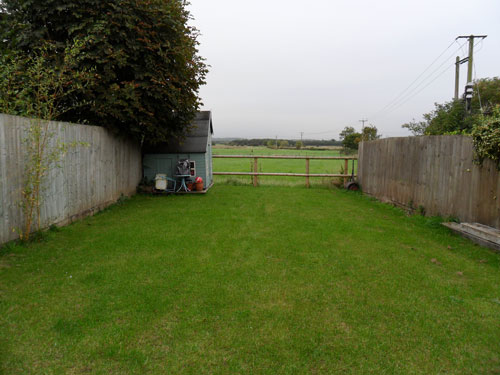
[213,146,357,187]
[1,185,500,374]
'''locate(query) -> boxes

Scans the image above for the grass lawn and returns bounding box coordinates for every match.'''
[1,185,500,374]
[213,146,357,187]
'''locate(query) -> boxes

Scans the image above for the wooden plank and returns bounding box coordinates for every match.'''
[358,142,364,187]
[253,157,258,187]
[461,223,500,245]
[443,222,500,252]
[214,172,355,177]
[344,158,349,186]
[305,158,310,188]
[213,155,357,160]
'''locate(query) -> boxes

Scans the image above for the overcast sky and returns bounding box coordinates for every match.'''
[188,0,500,140]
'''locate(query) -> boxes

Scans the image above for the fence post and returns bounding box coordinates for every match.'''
[305,158,310,188]
[344,158,349,186]
[253,157,258,187]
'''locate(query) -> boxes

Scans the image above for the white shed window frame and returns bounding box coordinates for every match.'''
[189,161,196,176]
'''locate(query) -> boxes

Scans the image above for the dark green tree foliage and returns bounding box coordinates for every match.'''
[342,133,361,150]
[471,106,500,168]
[339,126,356,141]
[339,126,361,150]
[1,0,207,143]
[424,100,469,135]
[402,77,500,136]
[474,78,500,115]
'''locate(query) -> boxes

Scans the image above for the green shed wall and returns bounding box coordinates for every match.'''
[206,132,213,187]
[143,150,212,189]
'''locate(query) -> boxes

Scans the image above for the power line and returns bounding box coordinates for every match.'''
[304,129,341,135]
[475,39,485,55]
[473,61,482,112]
[372,41,468,120]
[369,40,457,119]
[384,63,456,116]
[388,38,487,117]
[455,39,467,55]
[370,41,470,121]
[303,39,485,136]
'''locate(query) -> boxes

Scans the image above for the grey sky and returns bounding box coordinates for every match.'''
[188,0,500,140]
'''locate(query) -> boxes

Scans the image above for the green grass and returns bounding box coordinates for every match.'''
[213,146,357,187]
[1,185,500,374]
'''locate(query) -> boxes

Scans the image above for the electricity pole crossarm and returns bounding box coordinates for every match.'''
[455,35,487,82]
[359,118,368,130]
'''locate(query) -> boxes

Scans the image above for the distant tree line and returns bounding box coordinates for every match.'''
[214,138,343,148]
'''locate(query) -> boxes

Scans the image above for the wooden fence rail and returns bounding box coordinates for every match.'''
[214,155,357,160]
[213,155,357,187]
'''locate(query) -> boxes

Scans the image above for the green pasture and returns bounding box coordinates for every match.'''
[213,146,357,187]
[1,185,500,374]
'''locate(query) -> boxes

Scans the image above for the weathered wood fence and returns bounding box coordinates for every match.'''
[358,136,500,229]
[213,155,357,187]
[0,114,142,244]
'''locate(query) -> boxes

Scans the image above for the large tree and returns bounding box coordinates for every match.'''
[0,0,208,143]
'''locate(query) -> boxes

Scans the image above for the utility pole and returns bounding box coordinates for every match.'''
[359,118,368,140]
[455,55,469,100]
[300,132,304,142]
[455,35,488,112]
[359,118,368,130]
[454,56,460,100]
[456,35,488,83]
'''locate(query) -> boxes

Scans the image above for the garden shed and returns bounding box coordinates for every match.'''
[143,111,214,191]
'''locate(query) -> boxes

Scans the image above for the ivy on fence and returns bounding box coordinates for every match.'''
[472,106,500,169]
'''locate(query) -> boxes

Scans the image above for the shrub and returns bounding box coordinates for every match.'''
[471,106,500,169]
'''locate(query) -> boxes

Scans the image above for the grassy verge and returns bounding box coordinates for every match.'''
[1,185,500,374]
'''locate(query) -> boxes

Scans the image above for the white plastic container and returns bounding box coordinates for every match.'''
[154,174,167,190]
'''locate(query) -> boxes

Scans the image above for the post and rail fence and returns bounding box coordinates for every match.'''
[213,155,357,187]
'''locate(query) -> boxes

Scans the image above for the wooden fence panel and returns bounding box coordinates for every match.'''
[358,136,500,229]
[0,114,142,244]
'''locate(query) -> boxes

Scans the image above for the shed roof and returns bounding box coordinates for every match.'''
[146,111,213,153]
